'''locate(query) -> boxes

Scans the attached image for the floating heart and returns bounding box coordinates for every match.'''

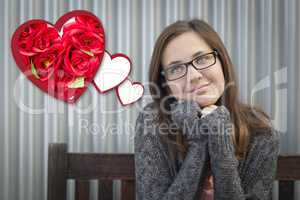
[116,79,144,106]
[11,10,105,103]
[93,51,131,93]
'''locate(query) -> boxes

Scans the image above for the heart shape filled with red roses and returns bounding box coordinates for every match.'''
[11,10,105,103]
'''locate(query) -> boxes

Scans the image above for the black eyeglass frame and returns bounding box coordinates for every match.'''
[161,49,219,81]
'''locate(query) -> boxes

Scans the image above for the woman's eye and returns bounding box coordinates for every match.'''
[195,57,205,64]
[195,55,212,65]
[169,65,185,74]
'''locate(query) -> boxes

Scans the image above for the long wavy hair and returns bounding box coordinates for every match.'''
[148,19,272,163]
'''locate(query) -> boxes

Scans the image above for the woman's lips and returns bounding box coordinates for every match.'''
[191,83,211,94]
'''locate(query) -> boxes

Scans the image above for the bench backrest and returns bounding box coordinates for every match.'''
[47,143,300,200]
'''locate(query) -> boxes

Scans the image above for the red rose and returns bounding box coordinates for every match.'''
[61,16,104,56]
[74,15,104,35]
[18,22,61,56]
[18,22,46,56]
[64,15,104,35]
[49,69,75,93]
[63,45,101,77]
[30,43,64,81]
[60,16,104,78]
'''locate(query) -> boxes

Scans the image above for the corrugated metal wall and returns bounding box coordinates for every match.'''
[0,0,299,200]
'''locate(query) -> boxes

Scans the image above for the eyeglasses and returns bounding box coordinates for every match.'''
[161,49,218,81]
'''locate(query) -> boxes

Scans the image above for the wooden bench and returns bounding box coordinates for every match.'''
[47,143,300,200]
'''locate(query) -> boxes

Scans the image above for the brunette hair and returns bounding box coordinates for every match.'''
[148,19,272,162]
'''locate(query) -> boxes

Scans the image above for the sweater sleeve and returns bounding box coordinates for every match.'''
[134,103,209,200]
[198,105,279,200]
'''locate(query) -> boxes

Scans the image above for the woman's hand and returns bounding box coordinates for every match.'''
[199,105,236,161]
[200,104,218,118]
[169,98,204,141]
[169,98,202,128]
[170,91,218,115]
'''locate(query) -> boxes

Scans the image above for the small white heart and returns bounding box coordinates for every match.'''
[116,79,144,106]
[93,51,131,93]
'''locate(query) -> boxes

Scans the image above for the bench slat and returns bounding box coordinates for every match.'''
[75,180,90,200]
[279,181,294,200]
[121,180,135,200]
[98,180,113,200]
[47,143,67,200]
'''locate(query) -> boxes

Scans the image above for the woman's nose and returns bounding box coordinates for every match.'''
[186,64,203,83]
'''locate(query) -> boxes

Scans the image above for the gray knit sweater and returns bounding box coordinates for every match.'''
[134,99,279,200]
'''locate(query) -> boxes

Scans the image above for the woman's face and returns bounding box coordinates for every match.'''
[161,31,225,108]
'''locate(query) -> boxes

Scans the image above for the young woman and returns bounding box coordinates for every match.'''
[134,19,279,200]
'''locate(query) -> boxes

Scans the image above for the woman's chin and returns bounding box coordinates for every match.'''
[194,94,219,108]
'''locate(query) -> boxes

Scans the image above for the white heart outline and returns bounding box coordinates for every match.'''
[93,50,132,93]
[116,79,144,106]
